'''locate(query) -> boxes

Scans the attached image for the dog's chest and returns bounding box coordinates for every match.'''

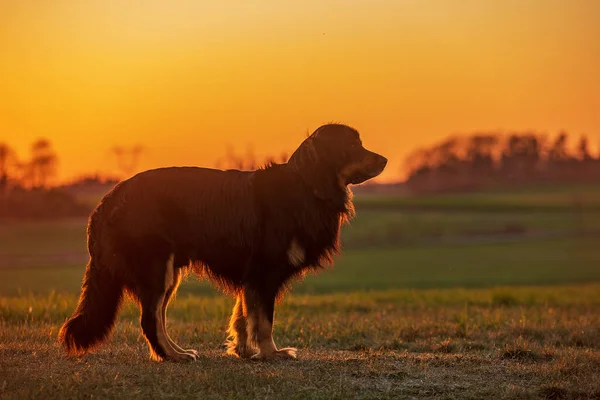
[286,213,341,266]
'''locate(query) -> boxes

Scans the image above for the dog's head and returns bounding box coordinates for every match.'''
[288,124,387,200]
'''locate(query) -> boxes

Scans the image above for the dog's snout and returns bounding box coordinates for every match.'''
[371,154,387,171]
[363,150,387,171]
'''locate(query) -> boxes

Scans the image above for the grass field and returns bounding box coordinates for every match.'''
[1,286,599,399]
[1,186,600,398]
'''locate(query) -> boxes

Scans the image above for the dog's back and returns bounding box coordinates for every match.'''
[107,168,256,246]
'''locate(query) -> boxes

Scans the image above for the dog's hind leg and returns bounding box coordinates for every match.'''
[139,254,196,362]
[161,264,198,358]
[244,286,297,361]
[226,295,255,358]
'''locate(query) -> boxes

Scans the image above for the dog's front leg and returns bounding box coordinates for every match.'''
[243,285,297,360]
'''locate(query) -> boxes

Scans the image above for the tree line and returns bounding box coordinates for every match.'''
[0,138,291,193]
[404,131,600,193]
[0,139,92,220]
[0,139,58,190]
[2,131,599,200]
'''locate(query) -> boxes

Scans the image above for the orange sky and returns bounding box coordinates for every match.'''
[1,0,599,182]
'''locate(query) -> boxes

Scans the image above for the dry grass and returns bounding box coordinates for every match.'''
[1,285,600,399]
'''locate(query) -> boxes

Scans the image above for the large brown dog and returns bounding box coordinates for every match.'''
[59,124,387,361]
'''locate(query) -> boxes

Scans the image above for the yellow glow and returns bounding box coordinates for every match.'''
[1,0,599,182]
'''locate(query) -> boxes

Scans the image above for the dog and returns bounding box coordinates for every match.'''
[58,123,387,361]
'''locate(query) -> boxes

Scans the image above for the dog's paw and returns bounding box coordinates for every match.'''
[277,347,298,359]
[251,347,298,361]
[164,351,198,362]
[225,340,254,359]
[183,349,199,357]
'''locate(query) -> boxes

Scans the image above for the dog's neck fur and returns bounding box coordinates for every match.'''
[283,161,354,219]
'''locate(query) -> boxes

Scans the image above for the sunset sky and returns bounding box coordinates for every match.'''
[1,0,599,182]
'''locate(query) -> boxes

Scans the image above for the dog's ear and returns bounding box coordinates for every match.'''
[288,137,339,200]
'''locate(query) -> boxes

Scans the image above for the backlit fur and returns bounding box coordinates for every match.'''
[58,123,387,361]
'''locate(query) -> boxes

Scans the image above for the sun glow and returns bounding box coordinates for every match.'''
[1,0,599,182]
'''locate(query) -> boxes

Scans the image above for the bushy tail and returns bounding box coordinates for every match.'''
[58,258,124,356]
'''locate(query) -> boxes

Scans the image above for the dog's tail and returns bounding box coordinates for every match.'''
[58,257,124,356]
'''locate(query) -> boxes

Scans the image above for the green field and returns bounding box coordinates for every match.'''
[1,203,599,296]
[354,183,600,212]
[1,236,600,297]
[1,186,600,398]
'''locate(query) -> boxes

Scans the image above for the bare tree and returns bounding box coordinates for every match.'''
[29,139,58,188]
[215,145,244,170]
[112,145,143,177]
[0,142,16,192]
[216,145,290,171]
[578,135,592,161]
[0,143,14,191]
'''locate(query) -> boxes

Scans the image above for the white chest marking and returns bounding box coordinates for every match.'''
[287,239,306,266]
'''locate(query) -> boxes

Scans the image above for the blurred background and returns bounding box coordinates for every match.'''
[1,0,599,296]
